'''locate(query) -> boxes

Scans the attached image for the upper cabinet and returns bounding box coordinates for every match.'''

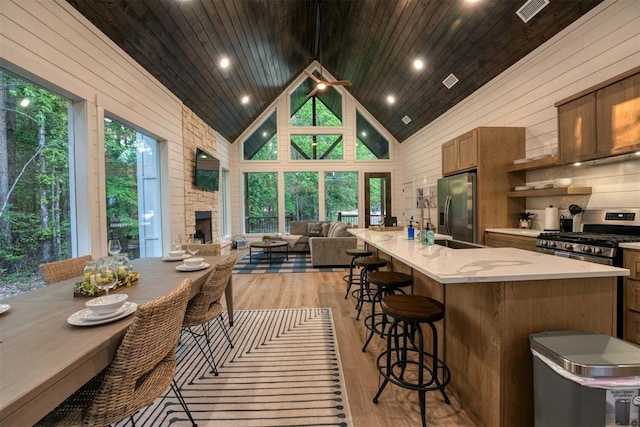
[442,127,526,241]
[557,68,640,165]
[442,130,478,175]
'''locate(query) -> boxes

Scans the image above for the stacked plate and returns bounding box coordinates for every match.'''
[176,257,210,272]
[67,302,138,326]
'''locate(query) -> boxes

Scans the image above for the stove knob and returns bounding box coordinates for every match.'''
[593,247,603,255]
[582,245,592,253]
[548,241,556,248]
[564,243,573,250]
[539,240,546,247]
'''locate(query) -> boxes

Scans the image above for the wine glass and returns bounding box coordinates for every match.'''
[187,238,202,257]
[96,257,118,296]
[108,239,122,256]
[171,233,183,251]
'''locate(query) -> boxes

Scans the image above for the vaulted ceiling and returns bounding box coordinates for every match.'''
[66,0,602,143]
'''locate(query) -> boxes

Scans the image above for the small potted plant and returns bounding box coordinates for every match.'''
[518,212,535,229]
[262,235,271,242]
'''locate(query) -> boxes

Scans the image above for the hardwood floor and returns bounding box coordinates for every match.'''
[229,270,479,426]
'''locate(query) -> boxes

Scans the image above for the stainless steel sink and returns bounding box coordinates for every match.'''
[434,239,486,249]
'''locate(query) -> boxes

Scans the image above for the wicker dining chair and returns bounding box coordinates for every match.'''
[39,255,93,285]
[181,254,237,376]
[36,279,196,427]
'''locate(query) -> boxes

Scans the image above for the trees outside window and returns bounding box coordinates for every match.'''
[325,172,358,225]
[291,134,343,160]
[1,69,72,295]
[244,172,278,234]
[243,110,277,160]
[104,118,161,259]
[284,172,318,231]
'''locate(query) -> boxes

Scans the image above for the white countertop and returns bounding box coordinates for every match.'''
[484,228,542,237]
[349,229,628,284]
[620,242,640,250]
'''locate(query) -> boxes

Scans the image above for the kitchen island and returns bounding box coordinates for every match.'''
[349,228,628,427]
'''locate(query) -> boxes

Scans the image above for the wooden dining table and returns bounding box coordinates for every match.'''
[0,255,234,426]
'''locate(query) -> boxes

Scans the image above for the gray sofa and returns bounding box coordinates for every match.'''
[287,220,357,267]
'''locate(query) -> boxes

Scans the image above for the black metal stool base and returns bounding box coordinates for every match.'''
[373,295,450,427]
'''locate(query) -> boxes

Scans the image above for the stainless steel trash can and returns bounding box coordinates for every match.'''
[530,330,640,427]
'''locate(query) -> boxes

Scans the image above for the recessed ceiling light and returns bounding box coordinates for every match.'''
[361,131,367,137]
[20,98,30,107]
[262,131,268,137]
[413,59,424,70]
[387,95,395,104]
[219,57,230,69]
[241,95,250,104]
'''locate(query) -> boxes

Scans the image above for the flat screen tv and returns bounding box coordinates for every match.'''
[194,148,220,192]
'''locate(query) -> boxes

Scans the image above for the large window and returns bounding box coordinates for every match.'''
[221,168,230,238]
[325,171,358,225]
[243,110,277,160]
[243,172,278,234]
[0,69,72,297]
[356,110,389,160]
[284,172,318,230]
[290,134,343,160]
[290,74,342,127]
[104,118,162,259]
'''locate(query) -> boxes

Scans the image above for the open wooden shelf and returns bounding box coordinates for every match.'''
[507,186,591,198]
[506,155,559,172]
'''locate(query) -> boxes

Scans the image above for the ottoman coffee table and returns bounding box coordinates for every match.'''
[249,240,289,264]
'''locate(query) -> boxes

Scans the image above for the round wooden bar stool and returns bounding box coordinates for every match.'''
[343,248,373,299]
[373,294,451,427]
[361,271,413,352]
[353,257,388,320]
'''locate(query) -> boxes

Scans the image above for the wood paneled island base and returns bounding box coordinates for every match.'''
[444,276,616,427]
[349,228,623,427]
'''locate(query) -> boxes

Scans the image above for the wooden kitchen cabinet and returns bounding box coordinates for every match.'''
[596,72,640,156]
[441,130,477,175]
[557,68,640,165]
[558,93,596,164]
[485,232,537,252]
[623,248,640,346]
[441,127,526,243]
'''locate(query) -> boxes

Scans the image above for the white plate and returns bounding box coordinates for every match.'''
[514,185,532,191]
[533,183,553,189]
[513,158,533,165]
[162,254,192,262]
[82,302,132,320]
[0,304,10,315]
[68,302,138,326]
[176,262,210,272]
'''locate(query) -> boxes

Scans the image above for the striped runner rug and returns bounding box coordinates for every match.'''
[232,252,347,274]
[124,308,352,426]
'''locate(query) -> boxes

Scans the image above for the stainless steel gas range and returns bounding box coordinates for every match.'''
[536,208,640,337]
[536,209,640,265]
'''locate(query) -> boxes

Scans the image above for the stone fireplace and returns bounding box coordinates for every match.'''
[194,211,212,243]
[183,107,219,242]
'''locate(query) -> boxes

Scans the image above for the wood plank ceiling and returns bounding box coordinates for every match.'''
[66,0,602,143]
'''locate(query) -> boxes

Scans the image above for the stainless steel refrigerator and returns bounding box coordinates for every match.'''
[437,172,477,243]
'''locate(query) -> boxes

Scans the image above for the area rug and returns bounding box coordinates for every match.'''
[232,252,347,274]
[124,308,352,426]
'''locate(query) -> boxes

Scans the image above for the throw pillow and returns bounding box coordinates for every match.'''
[307,222,323,237]
[327,221,340,237]
[321,222,331,237]
[333,222,350,237]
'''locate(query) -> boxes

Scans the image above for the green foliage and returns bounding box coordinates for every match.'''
[284,172,318,220]
[104,119,140,242]
[1,71,71,281]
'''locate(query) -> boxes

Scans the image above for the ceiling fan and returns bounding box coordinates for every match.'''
[305,0,351,97]
[304,69,351,97]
